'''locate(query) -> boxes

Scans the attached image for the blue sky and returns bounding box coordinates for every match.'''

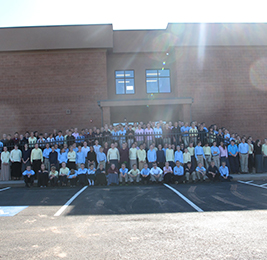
[0,0,266,30]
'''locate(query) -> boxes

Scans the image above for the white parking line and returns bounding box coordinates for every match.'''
[260,183,267,186]
[0,187,11,192]
[164,184,204,212]
[238,180,267,190]
[54,186,88,216]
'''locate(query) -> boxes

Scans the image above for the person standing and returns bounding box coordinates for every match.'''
[67,145,77,170]
[238,138,249,174]
[247,139,254,173]
[262,138,267,172]
[228,140,239,174]
[254,140,263,173]
[10,145,22,180]
[129,143,138,169]
[107,143,120,169]
[0,146,10,181]
[43,143,52,172]
[195,141,205,166]
[147,144,157,169]
[137,144,146,171]
[211,141,220,169]
[30,143,43,175]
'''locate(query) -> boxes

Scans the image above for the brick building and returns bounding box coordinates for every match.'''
[0,23,267,138]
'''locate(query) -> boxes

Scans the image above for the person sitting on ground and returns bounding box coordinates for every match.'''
[140,163,150,185]
[38,163,49,187]
[22,165,35,188]
[95,164,107,186]
[87,163,96,186]
[128,164,140,184]
[107,163,119,186]
[77,163,88,186]
[163,161,173,184]
[59,162,69,186]
[173,160,185,184]
[207,160,220,182]
[195,162,207,181]
[149,163,163,183]
[49,166,59,187]
[119,163,129,185]
[184,162,196,183]
[67,169,78,187]
[219,161,232,182]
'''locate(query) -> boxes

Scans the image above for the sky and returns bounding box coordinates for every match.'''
[0,0,266,30]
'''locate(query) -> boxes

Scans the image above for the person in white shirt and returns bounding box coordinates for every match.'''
[10,145,22,180]
[128,164,140,184]
[1,146,10,181]
[150,163,163,183]
[129,143,138,169]
[107,143,120,168]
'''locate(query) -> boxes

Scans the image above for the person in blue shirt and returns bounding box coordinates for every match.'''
[87,163,96,186]
[173,160,185,184]
[147,145,157,169]
[195,141,206,166]
[174,145,183,165]
[195,162,207,181]
[77,163,88,186]
[119,163,128,185]
[58,148,68,168]
[140,163,150,185]
[67,169,78,187]
[228,140,239,174]
[22,165,35,187]
[238,138,249,173]
[97,147,107,169]
[181,122,190,147]
[211,141,220,169]
[219,161,232,182]
[43,143,52,172]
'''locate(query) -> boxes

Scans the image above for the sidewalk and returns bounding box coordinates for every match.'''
[1,173,267,188]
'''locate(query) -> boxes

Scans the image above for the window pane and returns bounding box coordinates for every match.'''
[116,79,125,94]
[125,70,134,78]
[115,71,125,78]
[146,78,158,93]
[158,69,170,77]
[125,79,135,94]
[159,78,171,93]
[146,70,158,77]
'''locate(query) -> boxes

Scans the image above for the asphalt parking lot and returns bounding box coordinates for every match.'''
[1,180,267,259]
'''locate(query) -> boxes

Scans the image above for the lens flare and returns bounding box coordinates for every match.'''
[250,58,267,91]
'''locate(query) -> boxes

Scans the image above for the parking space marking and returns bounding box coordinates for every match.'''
[238,180,267,190]
[54,186,88,216]
[260,183,267,187]
[164,184,204,212]
[0,187,11,192]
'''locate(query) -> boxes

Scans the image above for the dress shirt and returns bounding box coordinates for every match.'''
[195,146,206,160]
[203,146,211,156]
[173,166,184,176]
[77,168,88,175]
[137,149,146,161]
[31,148,43,163]
[58,152,68,164]
[181,126,190,136]
[119,168,128,175]
[150,167,163,175]
[166,149,174,162]
[228,144,238,156]
[68,171,78,178]
[43,148,52,159]
[238,143,249,154]
[174,151,183,163]
[219,166,229,177]
[88,168,96,175]
[97,152,107,163]
[196,166,206,173]
[81,146,90,159]
[141,168,150,175]
[129,169,140,176]
[147,149,157,162]
[219,146,228,157]
[211,146,220,156]
[187,147,195,156]
[93,145,101,154]
[163,166,173,175]
[22,170,35,176]
[262,144,267,156]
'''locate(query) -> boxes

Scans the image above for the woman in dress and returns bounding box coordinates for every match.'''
[254,140,263,173]
[10,145,22,180]
[0,146,10,181]
[21,143,31,173]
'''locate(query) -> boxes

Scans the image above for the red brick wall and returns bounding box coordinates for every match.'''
[175,46,267,140]
[0,49,107,135]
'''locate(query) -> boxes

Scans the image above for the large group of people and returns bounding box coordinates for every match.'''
[0,120,266,187]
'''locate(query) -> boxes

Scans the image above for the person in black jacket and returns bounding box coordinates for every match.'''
[207,160,220,182]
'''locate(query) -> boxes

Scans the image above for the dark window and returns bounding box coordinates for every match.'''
[146,69,171,93]
[115,70,135,94]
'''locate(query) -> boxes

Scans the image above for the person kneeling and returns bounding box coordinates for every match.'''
[77,163,88,186]
[207,160,220,182]
[128,164,140,184]
[119,163,129,185]
[22,165,35,187]
[59,162,69,186]
[95,164,107,186]
[68,169,78,187]
[140,164,150,185]
[185,162,196,183]
[173,161,185,184]
[107,164,119,186]
[219,161,232,182]
[149,163,163,183]
[163,161,173,184]
[196,162,208,182]
[88,163,96,186]
[49,166,59,187]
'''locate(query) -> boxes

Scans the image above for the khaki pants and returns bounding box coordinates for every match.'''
[44,158,50,172]
[128,174,140,183]
[150,174,163,182]
[205,155,211,169]
[196,155,204,166]
[212,155,220,169]
[119,173,128,182]
[240,154,248,173]
[185,171,196,181]
[196,170,207,180]
[138,161,145,171]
